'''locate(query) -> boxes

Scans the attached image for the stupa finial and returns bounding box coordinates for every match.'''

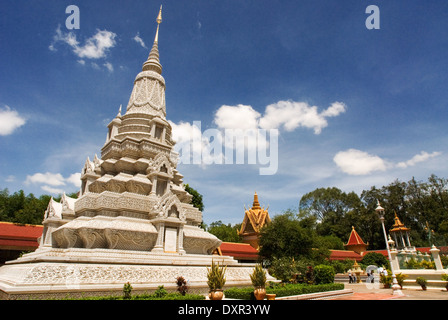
[142,5,163,74]
[154,5,162,43]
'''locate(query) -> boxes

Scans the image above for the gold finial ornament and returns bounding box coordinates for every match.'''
[154,5,162,43]
[157,5,162,24]
[142,5,163,74]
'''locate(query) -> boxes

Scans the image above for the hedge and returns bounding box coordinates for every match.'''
[224,283,344,300]
[72,293,205,300]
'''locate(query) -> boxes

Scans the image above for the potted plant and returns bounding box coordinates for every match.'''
[416,277,427,290]
[207,260,227,300]
[250,263,267,300]
[441,274,448,291]
[395,273,408,289]
[379,272,392,288]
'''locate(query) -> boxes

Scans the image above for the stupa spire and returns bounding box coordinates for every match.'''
[252,191,261,210]
[142,5,163,74]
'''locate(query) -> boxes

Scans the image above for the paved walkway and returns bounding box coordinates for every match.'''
[331,283,448,300]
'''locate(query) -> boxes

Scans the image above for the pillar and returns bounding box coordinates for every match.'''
[390,249,400,272]
[177,225,186,255]
[430,245,444,271]
[152,222,165,252]
[150,176,157,195]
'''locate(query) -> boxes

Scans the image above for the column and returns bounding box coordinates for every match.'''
[150,176,157,195]
[161,127,166,144]
[430,245,444,271]
[405,232,412,247]
[152,222,165,252]
[390,249,400,272]
[177,225,186,255]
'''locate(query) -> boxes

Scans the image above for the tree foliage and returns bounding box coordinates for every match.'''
[259,212,314,260]
[0,188,77,225]
[184,184,204,212]
[299,175,448,249]
[207,221,241,243]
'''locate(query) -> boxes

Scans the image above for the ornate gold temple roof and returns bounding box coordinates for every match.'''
[238,192,271,236]
[390,212,410,232]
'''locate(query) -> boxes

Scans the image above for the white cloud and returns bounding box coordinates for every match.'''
[66,173,82,188]
[73,30,117,59]
[133,32,147,48]
[169,121,218,164]
[41,185,65,195]
[169,100,344,169]
[213,101,346,134]
[25,172,66,186]
[0,106,26,136]
[103,62,114,72]
[50,25,116,61]
[333,149,388,175]
[334,149,442,176]
[214,105,261,130]
[259,100,346,134]
[24,172,81,194]
[396,151,441,168]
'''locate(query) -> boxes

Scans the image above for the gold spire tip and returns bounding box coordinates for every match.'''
[157,5,162,24]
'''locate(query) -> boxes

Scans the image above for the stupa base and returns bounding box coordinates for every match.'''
[0,248,268,300]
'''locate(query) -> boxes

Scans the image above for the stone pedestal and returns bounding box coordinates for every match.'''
[430,245,444,271]
[390,249,400,272]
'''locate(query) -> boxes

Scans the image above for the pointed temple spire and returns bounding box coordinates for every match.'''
[252,191,261,210]
[238,192,271,250]
[142,5,163,74]
[344,226,368,254]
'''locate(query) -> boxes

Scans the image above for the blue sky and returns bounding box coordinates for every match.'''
[1,0,447,225]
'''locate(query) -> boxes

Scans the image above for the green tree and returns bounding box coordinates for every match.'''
[207,221,241,243]
[360,252,389,269]
[184,184,204,212]
[259,212,314,260]
[299,187,363,241]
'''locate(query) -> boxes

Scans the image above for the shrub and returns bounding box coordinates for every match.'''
[267,257,298,283]
[314,265,335,285]
[441,274,448,290]
[416,277,427,289]
[361,252,389,269]
[224,283,344,300]
[176,276,188,296]
[330,259,354,273]
[153,285,168,298]
[123,282,133,299]
[395,273,408,289]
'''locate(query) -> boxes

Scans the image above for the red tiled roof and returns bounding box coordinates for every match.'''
[329,250,363,261]
[346,226,367,246]
[368,246,448,257]
[218,242,259,260]
[0,222,43,250]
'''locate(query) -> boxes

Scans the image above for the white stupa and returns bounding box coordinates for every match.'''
[0,7,267,299]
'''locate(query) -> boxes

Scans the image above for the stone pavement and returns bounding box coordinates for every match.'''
[331,283,448,300]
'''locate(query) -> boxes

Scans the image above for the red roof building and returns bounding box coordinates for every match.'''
[215,242,259,263]
[329,249,363,262]
[0,222,43,265]
[344,226,368,255]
